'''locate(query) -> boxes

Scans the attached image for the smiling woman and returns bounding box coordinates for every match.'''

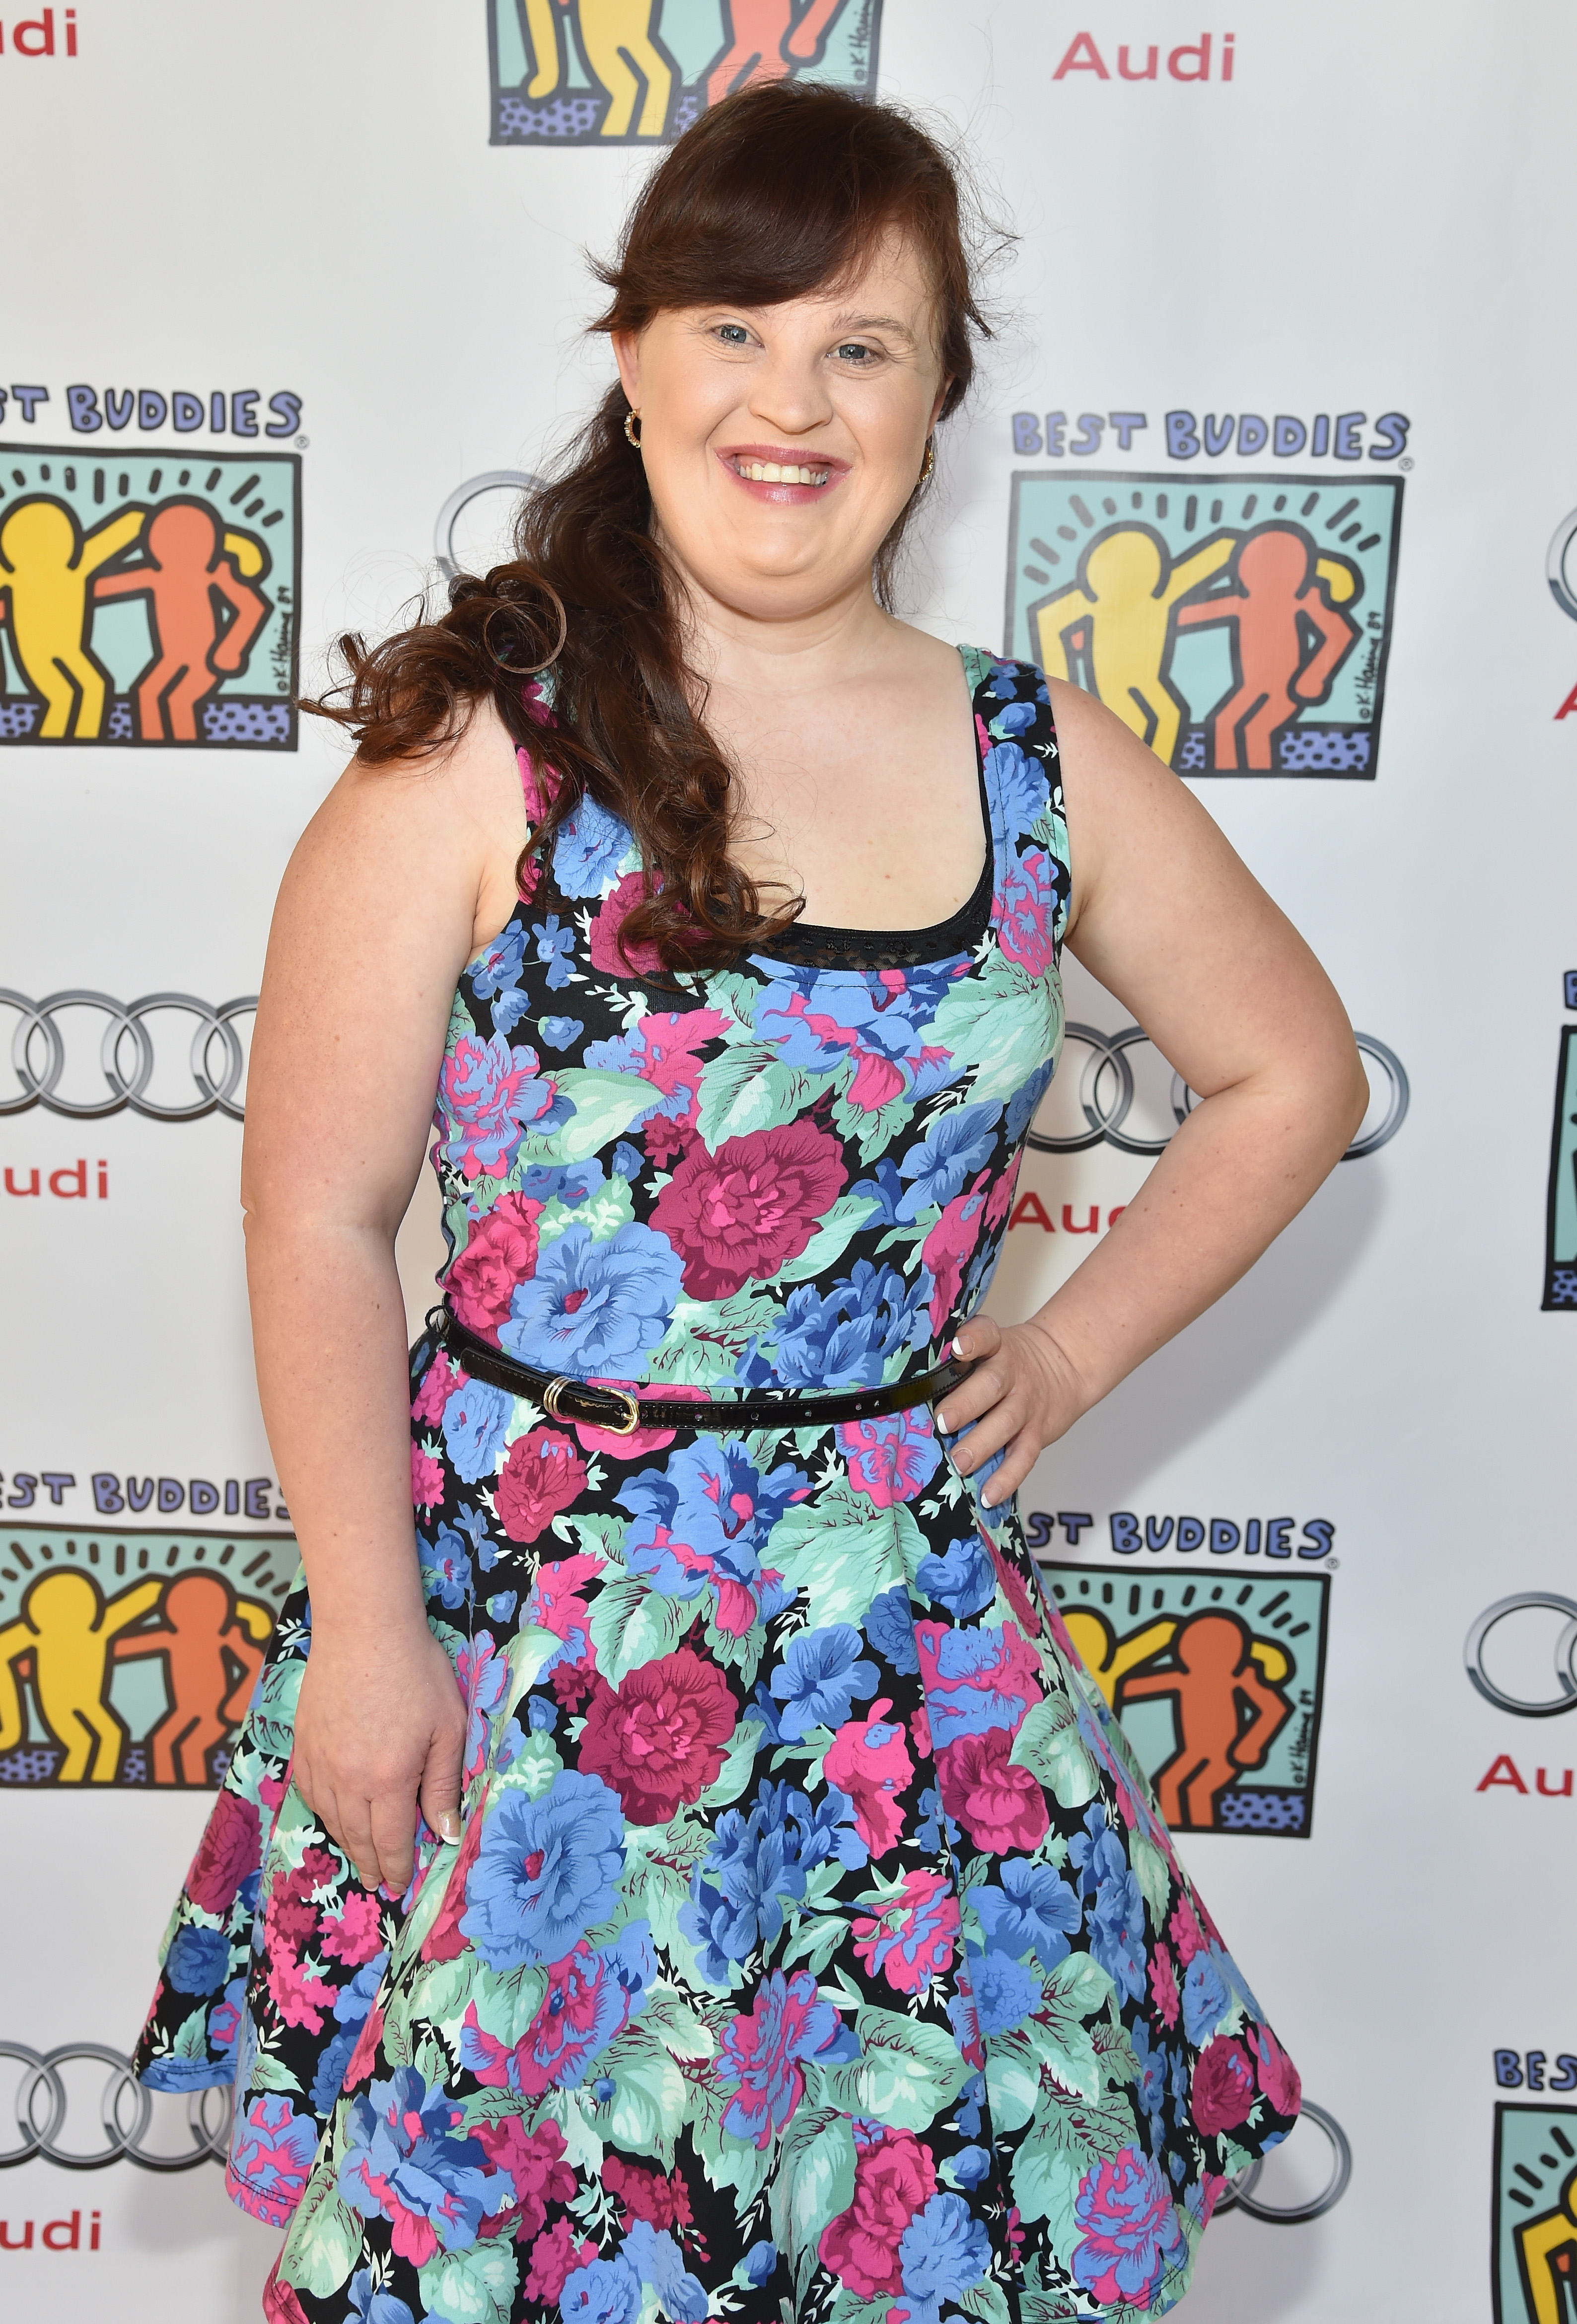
[130,76,1366,2324]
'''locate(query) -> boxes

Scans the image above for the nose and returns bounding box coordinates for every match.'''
[747,345,835,440]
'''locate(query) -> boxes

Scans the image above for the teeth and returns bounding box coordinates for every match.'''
[736,460,829,486]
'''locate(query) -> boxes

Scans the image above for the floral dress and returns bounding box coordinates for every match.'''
[134,647,1299,2324]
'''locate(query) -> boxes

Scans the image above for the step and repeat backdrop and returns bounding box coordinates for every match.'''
[1,3,1574,2320]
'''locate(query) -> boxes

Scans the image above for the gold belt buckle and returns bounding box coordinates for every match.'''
[543,1376,641,1435]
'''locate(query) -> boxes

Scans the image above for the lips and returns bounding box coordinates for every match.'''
[717,444,849,498]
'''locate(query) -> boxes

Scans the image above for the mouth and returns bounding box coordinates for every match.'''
[717,444,848,498]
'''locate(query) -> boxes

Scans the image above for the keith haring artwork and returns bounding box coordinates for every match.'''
[0,447,300,747]
[488,0,882,144]
[0,1525,294,1785]
[1543,1025,1577,1310]
[1493,2106,1577,2324]
[1004,470,1404,778]
[1040,1562,1330,1836]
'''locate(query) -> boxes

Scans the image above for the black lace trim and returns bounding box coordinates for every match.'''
[754,846,995,970]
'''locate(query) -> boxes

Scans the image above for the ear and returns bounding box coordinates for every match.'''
[611,330,643,410]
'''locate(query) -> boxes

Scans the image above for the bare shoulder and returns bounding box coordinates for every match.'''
[1042,674,1229,934]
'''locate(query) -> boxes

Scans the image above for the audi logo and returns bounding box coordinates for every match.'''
[434,470,540,582]
[0,991,256,1122]
[1028,1024,1408,1162]
[0,2041,231,2171]
[1465,1594,1577,1718]
[1547,508,1577,622]
[1216,2099,1352,2224]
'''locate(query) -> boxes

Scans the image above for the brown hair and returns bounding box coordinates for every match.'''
[307,80,994,972]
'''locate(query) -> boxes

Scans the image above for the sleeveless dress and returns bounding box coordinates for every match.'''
[134,648,1299,2324]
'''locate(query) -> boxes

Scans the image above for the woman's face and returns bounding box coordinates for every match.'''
[612,234,948,627]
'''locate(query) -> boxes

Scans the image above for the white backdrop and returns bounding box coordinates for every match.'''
[3,5,1577,2321]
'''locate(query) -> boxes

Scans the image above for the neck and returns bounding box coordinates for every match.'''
[658,547,899,702]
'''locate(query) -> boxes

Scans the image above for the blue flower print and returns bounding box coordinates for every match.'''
[525,1687,554,1725]
[769,1624,878,1742]
[895,1102,1003,1220]
[515,1157,606,1207]
[1005,1054,1056,1145]
[774,1259,931,1389]
[618,1439,810,1603]
[421,1522,475,1610]
[531,915,577,990]
[611,1139,643,1180]
[1130,2019,1169,2129]
[972,1859,1081,1970]
[348,2268,417,2324]
[984,739,1050,834]
[309,2027,361,2116]
[538,1015,585,1050]
[461,1769,625,1969]
[622,2220,710,2324]
[740,2242,779,2287]
[554,792,634,899]
[501,1220,683,1375]
[1088,1828,1148,2003]
[989,698,1038,736]
[915,1535,996,1619]
[470,926,532,1034]
[681,1780,842,1981]
[968,1949,1042,2037]
[339,2065,507,2253]
[753,968,956,1109]
[898,2190,992,2323]
[440,1378,513,1484]
[865,1585,922,1676]
[1182,1949,1230,2046]
[951,2145,992,2189]
[561,2255,642,2324]
[165,1922,232,1995]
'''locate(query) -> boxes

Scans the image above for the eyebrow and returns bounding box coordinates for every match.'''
[828,313,919,345]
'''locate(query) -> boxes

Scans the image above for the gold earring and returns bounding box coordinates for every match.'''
[623,409,643,448]
[919,436,936,486]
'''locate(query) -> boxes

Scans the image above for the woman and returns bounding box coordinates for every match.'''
[135,82,1365,2324]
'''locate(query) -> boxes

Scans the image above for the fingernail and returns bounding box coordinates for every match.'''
[437,1810,463,1844]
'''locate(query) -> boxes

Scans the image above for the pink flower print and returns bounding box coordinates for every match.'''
[913,1618,1044,1751]
[342,1992,385,2088]
[979,1525,1042,1634]
[630,1008,728,1107]
[1191,2037,1256,2136]
[320,1887,384,1966]
[445,1194,544,1337]
[921,1172,991,1337]
[411,1443,444,1513]
[716,1969,850,2149]
[440,1033,560,1180]
[184,1789,262,1915]
[496,1426,588,1542]
[838,1407,942,1507]
[588,871,667,977]
[852,1869,959,1993]
[994,849,1053,977]
[412,1349,461,1425]
[1149,1945,1181,2031]
[1168,1893,1205,1965]
[420,1809,486,1964]
[650,1119,848,1300]
[818,2125,938,2298]
[823,1699,914,1857]
[471,2114,576,2243]
[266,1950,337,2034]
[525,1553,605,1641]
[1071,2147,1188,2310]
[935,1728,1049,1853]
[526,2220,597,2305]
[984,1153,1020,1232]
[1248,2024,1302,2118]
[262,2261,312,2324]
[228,2095,320,2229]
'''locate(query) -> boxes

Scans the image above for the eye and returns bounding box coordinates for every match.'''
[835,340,877,363]
[715,323,751,347]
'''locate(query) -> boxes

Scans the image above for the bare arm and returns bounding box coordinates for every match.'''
[941,679,1368,1502]
[244,698,528,1889]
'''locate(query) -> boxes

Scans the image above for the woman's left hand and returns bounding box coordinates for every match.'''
[936,1313,1088,1508]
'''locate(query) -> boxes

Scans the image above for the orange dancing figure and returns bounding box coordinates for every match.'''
[706,0,849,105]
[113,1571,271,1786]
[92,500,270,743]
[1118,1610,1294,1829]
[1175,523,1361,773]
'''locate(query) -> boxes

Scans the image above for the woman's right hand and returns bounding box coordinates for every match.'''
[291,1619,467,1894]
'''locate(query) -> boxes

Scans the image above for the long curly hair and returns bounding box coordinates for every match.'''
[306,80,994,972]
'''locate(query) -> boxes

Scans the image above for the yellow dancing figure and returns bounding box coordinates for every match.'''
[0,497,146,739]
[1032,524,1233,765]
[1515,2167,1577,2324]
[525,0,675,138]
[0,1569,162,1781]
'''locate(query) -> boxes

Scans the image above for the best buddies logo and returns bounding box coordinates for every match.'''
[1004,468,1404,778]
[489,0,882,145]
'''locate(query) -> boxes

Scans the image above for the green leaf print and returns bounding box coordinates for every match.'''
[1129,1831,1173,1931]
[1024,1954,1117,2104]
[417,2240,519,2324]
[282,2170,364,2299]
[491,1730,563,1803]
[1012,2090,1138,2248]
[245,2050,304,2095]
[700,1713,766,1808]
[827,2295,895,2324]
[171,2006,210,2060]
[773,1193,880,1283]
[595,2018,690,2163]
[588,1576,691,1687]
[982,2031,1040,2134]
[921,955,1063,1105]
[771,2106,857,2298]
[536,1169,636,1247]
[517,1069,652,1164]
[766,1494,916,1631]
[501,1623,566,1721]
[646,1290,784,1381]
[465,1961,551,2047]
[695,1044,809,1148]
[811,2005,970,2130]
[1009,1692,1099,1810]
[959,2278,1013,2324]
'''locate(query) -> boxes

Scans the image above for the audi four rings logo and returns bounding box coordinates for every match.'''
[1028,1023,1409,1161]
[1215,2100,1353,2223]
[1465,1595,1577,1718]
[0,991,256,1121]
[434,470,540,581]
[1547,509,1577,622]
[0,2041,231,2171]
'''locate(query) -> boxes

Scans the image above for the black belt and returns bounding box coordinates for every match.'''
[424,1305,976,1436]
